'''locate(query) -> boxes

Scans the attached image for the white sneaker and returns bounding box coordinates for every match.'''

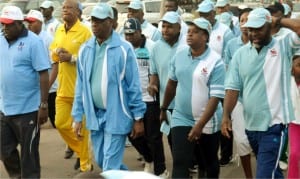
[144,162,153,173]
[159,169,169,179]
[279,161,288,170]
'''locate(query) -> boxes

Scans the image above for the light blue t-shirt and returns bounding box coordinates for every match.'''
[0,30,51,115]
[169,46,225,134]
[150,38,186,108]
[91,37,112,109]
[224,35,245,66]
[225,33,300,131]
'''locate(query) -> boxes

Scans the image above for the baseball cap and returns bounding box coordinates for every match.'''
[243,8,272,28]
[160,11,181,24]
[215,0,229,7]
[0,5,24,24]
[282,3,291,16]
[128,0,143,10]
[124,18,141,34]
[40,0,54,9]
[91,3,114,19]
[25,10,44,23]
[188,17,212,35]
[78,2,83,12]
[218,12,232,27]
[196,0,215,13]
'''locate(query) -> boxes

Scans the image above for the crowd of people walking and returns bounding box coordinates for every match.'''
[0,0,299,178]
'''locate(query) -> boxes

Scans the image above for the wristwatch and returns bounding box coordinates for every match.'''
[39,102,48,110]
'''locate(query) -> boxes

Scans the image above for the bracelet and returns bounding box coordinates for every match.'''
[160,106,167,111]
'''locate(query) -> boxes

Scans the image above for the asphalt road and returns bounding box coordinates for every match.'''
[0,121,286,178]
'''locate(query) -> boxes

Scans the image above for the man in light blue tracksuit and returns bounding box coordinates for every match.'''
[71,3,146,171]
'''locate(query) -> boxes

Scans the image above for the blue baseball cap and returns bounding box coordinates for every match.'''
[91,3,114,19]
[196,0,215,13]
[160,11,181,24]
[128,0,143,10]
[188,17,212,35]
[218,12,232,27]
[78,2,83,12]
[282,3,291,16]
[124,18,141,33]
[243,8,272,28]
[215,0,229,7]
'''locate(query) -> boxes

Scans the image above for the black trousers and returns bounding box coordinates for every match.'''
[48,92,56,128]
[171,126,220,178]
[128,102,166,175]
[0,111,40,178]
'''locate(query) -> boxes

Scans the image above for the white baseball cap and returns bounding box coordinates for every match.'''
[91,3,114,19]
[188,17,212,35]
[196,0,215,13]
[160,11,181,24]
[215,0,229,7]
[25,10,44,22]
[128,0,143,10]
[243,8,272,28]
[40,0,54,9]
[0,5,24,24]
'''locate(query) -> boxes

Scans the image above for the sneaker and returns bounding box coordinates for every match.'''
[219,158,230,167]
[188,165,198,173]
[159,169,169,179]
[80,164,93,172]
[74,158,80,170]
[144,162,153,173]
[279,161,288,170]
[64,146,74,159]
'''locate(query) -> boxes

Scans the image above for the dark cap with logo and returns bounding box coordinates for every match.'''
[124,18,141,34]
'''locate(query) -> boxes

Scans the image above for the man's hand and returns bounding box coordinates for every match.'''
[38,108,48,125]
[187,123,203,142]
[147,84,158,97]
[57,48,72,63]
[159,110,169,125]
[73,121,83,140]
[130,120,144,139]
[221,116,232,139]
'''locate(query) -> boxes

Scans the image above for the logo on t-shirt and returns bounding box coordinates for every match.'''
[201,67,208,75]
[270,48,278,57]
[18,42,24,51]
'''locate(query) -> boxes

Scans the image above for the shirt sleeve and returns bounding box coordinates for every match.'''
[71,46,85,122]
[225,51,243,91]
[168,55,177,81]
[149,45,158,75]
[31,38,51,71]
[208,59,225,98]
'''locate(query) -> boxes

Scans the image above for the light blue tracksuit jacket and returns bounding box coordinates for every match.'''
[72,31,146,135]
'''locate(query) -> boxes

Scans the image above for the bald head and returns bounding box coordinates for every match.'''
[62,0,80,23]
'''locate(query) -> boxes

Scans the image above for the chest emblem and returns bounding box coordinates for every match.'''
[201,67,208,75]
[270,48,278,57]
[18,42,24,51]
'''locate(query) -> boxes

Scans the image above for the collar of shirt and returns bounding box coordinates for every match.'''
[188,46,210,61]
[95,34,112,47]
[60,19,82,33]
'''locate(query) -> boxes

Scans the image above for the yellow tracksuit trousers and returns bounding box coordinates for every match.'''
[55,96,92,172]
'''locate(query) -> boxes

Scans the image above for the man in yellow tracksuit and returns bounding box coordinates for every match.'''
[49,0,92,172]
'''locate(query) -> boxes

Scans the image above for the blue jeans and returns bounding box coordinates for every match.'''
[246,124,285,179]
